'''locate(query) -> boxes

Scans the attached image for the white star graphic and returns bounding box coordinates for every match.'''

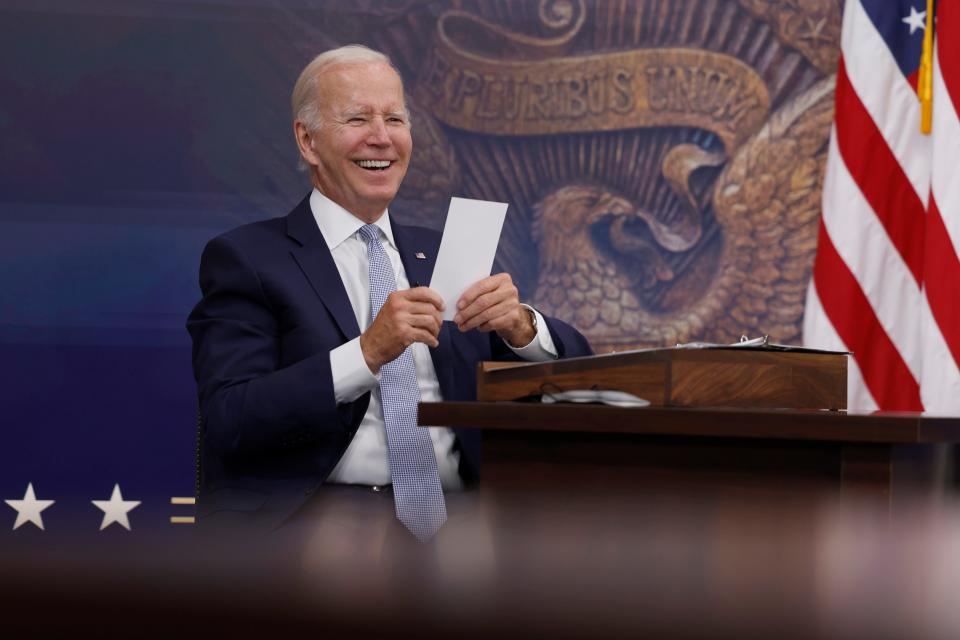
[5,483,55,530]
[91,484,141,531]
[902,6,927,35]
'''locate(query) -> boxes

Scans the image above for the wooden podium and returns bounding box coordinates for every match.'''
[420,348,959,506]
[476,346,848,410]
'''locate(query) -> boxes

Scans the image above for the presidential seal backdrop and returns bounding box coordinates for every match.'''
[266,0,841,352]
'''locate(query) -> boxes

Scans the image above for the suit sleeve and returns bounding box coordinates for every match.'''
[538,314,593,359]
[490,308,594,361]
[187,235,364,459]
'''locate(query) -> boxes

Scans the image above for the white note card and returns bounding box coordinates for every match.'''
[429,197,508,321]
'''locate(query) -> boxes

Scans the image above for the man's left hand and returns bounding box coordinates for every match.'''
[454,273,536,348]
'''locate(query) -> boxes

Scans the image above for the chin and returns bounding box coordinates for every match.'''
[359,185,401,203]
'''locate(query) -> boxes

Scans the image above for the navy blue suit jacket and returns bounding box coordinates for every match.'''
[187,195,593,529]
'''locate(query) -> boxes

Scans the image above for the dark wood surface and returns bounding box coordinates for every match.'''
[476,348,848,410]
[420,402,960,444]
[421,402,959,502]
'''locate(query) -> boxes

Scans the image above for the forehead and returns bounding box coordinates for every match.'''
[316,62,406,112]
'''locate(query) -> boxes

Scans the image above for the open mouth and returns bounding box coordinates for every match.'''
[354,160,393,171]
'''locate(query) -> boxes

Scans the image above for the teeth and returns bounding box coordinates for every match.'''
[355,160,391,169]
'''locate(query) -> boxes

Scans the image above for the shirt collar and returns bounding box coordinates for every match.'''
[309,188,397,251]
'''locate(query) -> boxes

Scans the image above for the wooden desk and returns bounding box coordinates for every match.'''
[420,402,960,505]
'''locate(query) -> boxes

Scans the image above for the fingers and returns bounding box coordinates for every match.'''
[461,299,519,333]
[457,274,508,311]
[455,273,518,331]
[406,326,441,348]
[383,293,442,336]
[405,312,443,344]
[402,301,445,324]
[399,286,445,312]
[360,288,446,371]
[456,292,514,332]
[379,288,445,328]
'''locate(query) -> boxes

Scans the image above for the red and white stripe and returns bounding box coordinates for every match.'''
[922,0,960,412]
[804,0,960,413]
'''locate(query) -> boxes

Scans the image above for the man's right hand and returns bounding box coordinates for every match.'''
[359,287,445,374]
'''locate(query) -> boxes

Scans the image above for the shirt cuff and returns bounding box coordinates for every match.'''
[507,304,558,362]
[329,337,379,404]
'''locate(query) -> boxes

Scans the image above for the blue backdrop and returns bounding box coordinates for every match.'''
[0,1,325,527]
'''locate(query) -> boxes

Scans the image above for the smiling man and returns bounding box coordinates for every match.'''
[187,45,592,541]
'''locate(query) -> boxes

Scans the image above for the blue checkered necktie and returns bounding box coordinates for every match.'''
[358,223,447,541]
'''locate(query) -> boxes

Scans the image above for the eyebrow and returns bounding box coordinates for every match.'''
[340,107,370,119]
[340,107,408,119]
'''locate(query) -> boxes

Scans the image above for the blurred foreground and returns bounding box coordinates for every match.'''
[2,487,960,639]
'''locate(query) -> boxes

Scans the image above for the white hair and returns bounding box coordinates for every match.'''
[291,44,406,132]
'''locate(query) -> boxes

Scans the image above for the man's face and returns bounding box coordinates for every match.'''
[300,62,412,222]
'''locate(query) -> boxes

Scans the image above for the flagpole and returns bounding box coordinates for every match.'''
[919,0,935,133]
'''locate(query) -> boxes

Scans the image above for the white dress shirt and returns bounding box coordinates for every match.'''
[310,189,557,489]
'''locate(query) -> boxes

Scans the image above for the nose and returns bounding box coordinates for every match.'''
[365,117,390,146]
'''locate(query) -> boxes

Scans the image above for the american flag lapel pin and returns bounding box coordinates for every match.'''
[415,251,427,260]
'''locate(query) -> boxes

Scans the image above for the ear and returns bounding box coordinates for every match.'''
[294,120,321,167]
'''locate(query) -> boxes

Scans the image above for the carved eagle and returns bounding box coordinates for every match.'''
[531,77,835,351]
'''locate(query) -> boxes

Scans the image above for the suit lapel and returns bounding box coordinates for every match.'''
[391,222,437,289]
[286,195,361,340]
[392,222,455,397]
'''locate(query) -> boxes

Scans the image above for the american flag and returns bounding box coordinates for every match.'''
[803,0,960,412]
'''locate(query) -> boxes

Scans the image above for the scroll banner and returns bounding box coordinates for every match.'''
[416,11,772,150]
